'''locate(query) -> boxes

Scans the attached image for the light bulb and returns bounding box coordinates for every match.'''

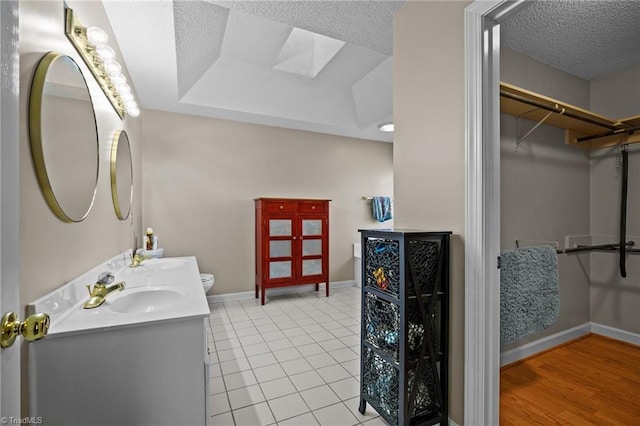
[121,92,134,103]
[86,26,108,46]
[127,106,140,117]
[118,84,131,96]
[104,60,122,76]
[110,74,126,87]
[378,122,394,132]
[95,45,115,61]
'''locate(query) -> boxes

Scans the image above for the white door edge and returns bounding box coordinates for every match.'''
[464,1,524,425]
[0,0,21,418]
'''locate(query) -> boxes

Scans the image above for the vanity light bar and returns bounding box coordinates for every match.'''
[64,7,139,118]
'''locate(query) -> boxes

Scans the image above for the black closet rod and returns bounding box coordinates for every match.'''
[576,126,640,143]
[500,91,619,130]
[593,247,640,255]
[557,241,635,254]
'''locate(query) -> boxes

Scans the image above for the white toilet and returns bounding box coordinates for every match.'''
[200,273,215,294]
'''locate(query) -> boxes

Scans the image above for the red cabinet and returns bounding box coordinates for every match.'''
[255,198,330,305]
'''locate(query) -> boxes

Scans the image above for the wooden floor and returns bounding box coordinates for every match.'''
[500,334,640,425]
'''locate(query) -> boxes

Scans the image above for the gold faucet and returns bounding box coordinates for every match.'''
[83,272,126,309]
[130,253,150,268]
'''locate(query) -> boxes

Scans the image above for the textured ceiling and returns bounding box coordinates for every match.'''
[103,0,403,143]
[501,0,640,80]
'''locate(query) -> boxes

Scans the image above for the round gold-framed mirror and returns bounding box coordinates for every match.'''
[110,130,133,220]
[29,52,99,223]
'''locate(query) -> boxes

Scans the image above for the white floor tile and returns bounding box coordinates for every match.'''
[288,334,315,346]
[233,401,276,426]
[228,384,265,410]
[329,327,354,338]
[210,363,223,378]
[248,352,278,369]
[267,338,294,352]
[243,342,272,357]
[289,370,326,392]
[218,347,246,362]
[253,364,287,383]
[224,370,258,391]
[281,324,306,334]
[233,320,256,330]
[297,343,325,357]
[236,327,260,337]
[220,358,251,375]
[309,330,335,343]
[259,377,297,400]
[300,384,341,411]
[216,338,242,351]
[328,377,360,400]
[210,411,234,426]
[277,412,319,425]
[268,393,310,422]
[338,335,360,347]
[208,288,374,426]
[312,402,359,426]
[210,392,231,416]
[328,348,359,363]
[319,339,347,352]
[256,323,280,334]
[210,377,226,395]
[305,352,337,369]
[239,334,265,347]
[261,330,287,342]
[272,347,303,363]
[304,324,325,334]
[340,359,361,376]
[280,358,313,375]
[316,364,351,384]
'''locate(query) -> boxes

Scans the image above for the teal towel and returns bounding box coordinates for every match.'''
[372,196,392,222]
[500,246,560,343]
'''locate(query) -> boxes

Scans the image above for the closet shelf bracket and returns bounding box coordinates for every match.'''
[516,110,557,147]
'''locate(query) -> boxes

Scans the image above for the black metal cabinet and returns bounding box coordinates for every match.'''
[358,229,450,426]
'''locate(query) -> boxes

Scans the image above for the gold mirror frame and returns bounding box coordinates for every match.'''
[29,52,99,223]
[110,130,133,220]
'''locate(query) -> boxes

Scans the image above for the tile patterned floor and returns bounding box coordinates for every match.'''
[206,286,386,426]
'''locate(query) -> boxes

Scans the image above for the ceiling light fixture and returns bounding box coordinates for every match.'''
[378,122,394,132]
[65,6,139,118]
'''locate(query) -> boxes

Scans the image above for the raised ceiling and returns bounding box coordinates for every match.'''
[103,0,404,142]
[103,1,640,143]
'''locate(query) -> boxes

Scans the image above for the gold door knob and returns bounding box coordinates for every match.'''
[1,312,50,348]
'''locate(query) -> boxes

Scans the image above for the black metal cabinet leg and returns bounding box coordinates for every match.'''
[359,398,366,414]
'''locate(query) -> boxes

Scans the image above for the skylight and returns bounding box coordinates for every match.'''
[273,27,345,78]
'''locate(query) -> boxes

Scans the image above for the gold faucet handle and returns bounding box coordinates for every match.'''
[86,284,92,296]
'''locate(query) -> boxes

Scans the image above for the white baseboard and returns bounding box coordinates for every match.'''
[590,322,640,346]
[501,322,640,366]
[207,280,356,304]
[500,323,591,366]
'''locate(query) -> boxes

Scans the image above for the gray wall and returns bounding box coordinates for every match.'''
[500,48,593,351]
[141,109,393,296]
[393,2,469,424]
[589,65,640,334]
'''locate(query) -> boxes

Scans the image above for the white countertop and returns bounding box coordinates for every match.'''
[28,252,211,338]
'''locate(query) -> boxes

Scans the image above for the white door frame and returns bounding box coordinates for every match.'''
[464,1,524,424]
[0,0,21,418]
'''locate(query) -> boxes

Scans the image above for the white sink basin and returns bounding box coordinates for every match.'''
[106,286,187,314]
[148,258,188,270]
